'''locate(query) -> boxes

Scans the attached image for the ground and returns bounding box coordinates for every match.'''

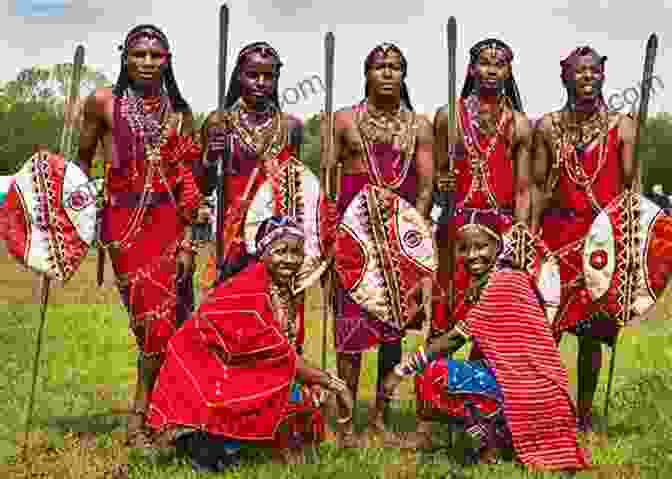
[1,241,671,478]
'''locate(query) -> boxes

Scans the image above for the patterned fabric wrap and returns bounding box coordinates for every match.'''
[0,152,97,282]
[103,110,202,357]
[334,184,437,335]
[147,261,325,445]
[466,270,590,470]
[415,357,510,449]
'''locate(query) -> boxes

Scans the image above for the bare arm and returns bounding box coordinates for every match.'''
[415,115,434,219]
[530,116,553,234]
[198,111,221,196]
[619,114,637,189]
[77,90,106,177]
[512,112,533,225]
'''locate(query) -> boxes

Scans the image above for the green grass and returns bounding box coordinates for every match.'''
[1,275,672,477]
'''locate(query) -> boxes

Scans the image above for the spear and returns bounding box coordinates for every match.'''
[23,44,85,452]
[604,33,658,428]
[321,31,336,370]
[215,3,230,284]
[443,17,458,313]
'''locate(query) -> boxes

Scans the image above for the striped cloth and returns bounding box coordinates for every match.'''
[467,269,591,471]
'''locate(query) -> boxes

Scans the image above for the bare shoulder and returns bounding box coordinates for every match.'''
[282,112,304,130]
[536,112,557,136]
[433,104,450,127]
[334,107,355,130]
[85,86,113,115]
[512,111,532,139]
[614,111,635,140]
[414,112,433,140]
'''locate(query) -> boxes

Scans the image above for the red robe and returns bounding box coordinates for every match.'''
[541,115,624,340]
[103,113,202,356]
[201,138,307,350]
[146,262,324,446]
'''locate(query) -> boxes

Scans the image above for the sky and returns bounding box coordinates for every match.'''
[1,0,670,120]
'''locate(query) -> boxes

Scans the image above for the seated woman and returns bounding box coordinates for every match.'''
[382,209,590,472]
[146,216,353,471]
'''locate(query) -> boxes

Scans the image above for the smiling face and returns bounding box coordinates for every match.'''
[570,54,604,101]
[472,46,511,92]
[262,236,305,286]
[457,226,499,277]
[125,34,169,87]
[238,51,278,109]
[366,49,403,99]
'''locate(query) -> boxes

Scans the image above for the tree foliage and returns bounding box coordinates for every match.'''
[301,113,320,176]
[640,112,672,192]
[0,64,112,176]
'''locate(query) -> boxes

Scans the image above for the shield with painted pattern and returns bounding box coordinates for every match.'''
[334,184,437,331]
[243,153,328,294]
[0,152,98,282]
[583,190,672,326]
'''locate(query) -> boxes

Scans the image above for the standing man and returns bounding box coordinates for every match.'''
[322,43,434,445]
[77,24,202,447]
[534,46,637,432]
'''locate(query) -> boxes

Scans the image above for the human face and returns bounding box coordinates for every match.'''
[473,47,511,91]
[126,35,168,86]
[457,227,499,277]
[263,236,305,286]
[571,54,604,101]
[366,49,403,98]
[239,51,278,108]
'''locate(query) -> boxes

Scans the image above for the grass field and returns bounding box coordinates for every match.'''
[1,242,672,478]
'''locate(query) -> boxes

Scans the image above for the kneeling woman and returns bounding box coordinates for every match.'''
[147,216,353,471]
[383,209,590,471]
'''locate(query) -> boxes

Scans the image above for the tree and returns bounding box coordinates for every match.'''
[0,64,112,175]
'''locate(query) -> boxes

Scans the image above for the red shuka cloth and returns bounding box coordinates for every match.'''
[147,261,322,442]
[467,269,590,470]
[103,125,202,356]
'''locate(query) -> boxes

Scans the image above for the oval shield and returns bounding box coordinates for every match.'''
[1,152,97,282]
[335,184,438,331]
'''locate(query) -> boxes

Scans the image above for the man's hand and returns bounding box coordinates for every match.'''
[382,370,403,399]
[176,248,195,283]
[437,170,456,192]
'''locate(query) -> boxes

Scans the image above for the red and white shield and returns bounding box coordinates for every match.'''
[334,185,438,331]
[1,152,97,282]
[583,191,672,326]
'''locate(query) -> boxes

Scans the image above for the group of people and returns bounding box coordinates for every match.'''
[66,22,651,474]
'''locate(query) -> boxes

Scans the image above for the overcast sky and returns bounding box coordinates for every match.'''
[1,0,670,119]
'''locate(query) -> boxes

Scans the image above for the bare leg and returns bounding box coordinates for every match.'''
[369,340,403,444]
[577,335,602,432]
[128,353,163,447]
[336,352,362,447]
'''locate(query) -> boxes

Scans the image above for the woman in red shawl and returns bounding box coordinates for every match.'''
[382,209,590,471]
[147,216,353,471]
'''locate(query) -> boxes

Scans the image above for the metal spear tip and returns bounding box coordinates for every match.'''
[647,33,658,50]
